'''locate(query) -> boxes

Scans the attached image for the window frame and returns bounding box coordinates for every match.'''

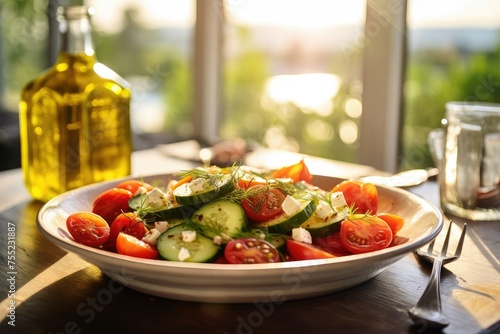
[194,0,407,173]
[2,0,406,172]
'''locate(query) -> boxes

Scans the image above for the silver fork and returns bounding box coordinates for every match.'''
[408,220,467,329]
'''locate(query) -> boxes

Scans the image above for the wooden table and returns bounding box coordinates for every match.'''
[0,148,499,334]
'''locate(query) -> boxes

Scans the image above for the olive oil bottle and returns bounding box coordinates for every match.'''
[19,6,132,202]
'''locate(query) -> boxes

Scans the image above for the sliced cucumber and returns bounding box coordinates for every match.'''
[300,210,346,238]
[173,175,235,206]
[267,235,287,253]
[251,199,316,235]
[191,200,247,238]
[129,194,198,220]
[156,224,220,263]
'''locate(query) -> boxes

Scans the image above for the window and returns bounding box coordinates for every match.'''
[2,0,404,171]
[402,0,500,170]
[0,0,48,112]
[87,0,196,146]
[6,1,496,173]
[221,0,367,162]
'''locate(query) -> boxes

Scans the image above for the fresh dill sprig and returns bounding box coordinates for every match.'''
[182,217,283,245]
[183,217,230,238]
[231,227,283,242]
[220,186,267,203]
[176,165,241,189]
[271,178,297,196]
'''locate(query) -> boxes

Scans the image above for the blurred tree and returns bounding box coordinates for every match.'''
[400,33,500,170]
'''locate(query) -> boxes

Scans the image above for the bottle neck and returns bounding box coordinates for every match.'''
[58,7,95,57]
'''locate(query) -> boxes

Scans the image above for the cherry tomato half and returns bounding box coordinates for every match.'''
[116,180,153,195]
[116,232,159,259]
[224,238,280,264]
[241,185,286,222]
[340,215,393,254]
[66,212,110,248]
[332,180,378,214]
[313,233,351,257]
[286,239,336,260]
[377,213,405,236]
[237,175,268,190]
[92,188,133,225]
[270,159,312,183]
[104,212,148,250]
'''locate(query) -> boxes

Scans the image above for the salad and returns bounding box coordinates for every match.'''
[65,160,406,264]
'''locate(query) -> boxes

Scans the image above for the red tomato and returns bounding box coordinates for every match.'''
[237,175,268,189]
[332,180,378,214]
[116,180,153,194]
[66,212,110,248]
[92,188,133,225]
[116,233,159,259]
[377,213,405,236]
[241,185,286,222]
[271,159,312,183]
[224,238,280,264]
[286,239,336,260]
[213,255,230,264]
[340,215,393,254]
[104,212,148,250]
[313,233,351,257]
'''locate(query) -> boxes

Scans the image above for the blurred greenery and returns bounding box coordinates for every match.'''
[401,37,500,170]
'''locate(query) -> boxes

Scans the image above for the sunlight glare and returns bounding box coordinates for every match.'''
[344,98,363,118]
[306,119,334,141]
[339,120,358,145]
[265,73,341,113]
[225,0,365,28]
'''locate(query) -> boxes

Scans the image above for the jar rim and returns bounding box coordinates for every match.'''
[446,101,500,115]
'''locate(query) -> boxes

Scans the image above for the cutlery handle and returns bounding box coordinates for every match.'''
[417,257,444,312]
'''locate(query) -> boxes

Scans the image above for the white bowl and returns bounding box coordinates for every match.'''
[37,174,443,303]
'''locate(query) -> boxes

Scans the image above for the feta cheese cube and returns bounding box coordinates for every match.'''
[281,195,302,216]
[178,247,191,261]
[189,178,206,193]
[181,230,197,242]
[330,191,348,209]
[315,203,334,220]
[141,229,161,245]
[134,185,149,196]
[155,221,170,233]
[292,227,312,244]
[143,188,169,208]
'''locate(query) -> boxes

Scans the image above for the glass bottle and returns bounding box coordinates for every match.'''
[19,6,132,202]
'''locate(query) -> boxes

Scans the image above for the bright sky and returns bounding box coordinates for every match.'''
[407,0,500,28]
[86,0,500,33]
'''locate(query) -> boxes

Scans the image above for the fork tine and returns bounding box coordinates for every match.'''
[454,223,467,258]
[440,220,453,257]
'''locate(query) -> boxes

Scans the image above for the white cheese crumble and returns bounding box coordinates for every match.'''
[133,185,149,196]
[189,178,206,193]
[292,227,312,244]
[178,247,191,261]
[143,188,169,208]
[213,235,222,245]
[181,230,197,242]
[330,191,348,209]
[141,229,161,245]
[315,203,334,220]
[281,195,302,216]
[155,221,170,233]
